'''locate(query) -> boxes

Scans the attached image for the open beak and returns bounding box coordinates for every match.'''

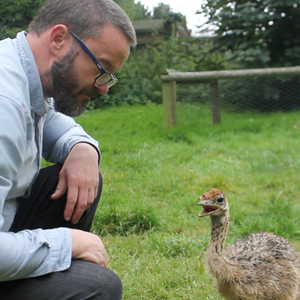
[198,199,219,217]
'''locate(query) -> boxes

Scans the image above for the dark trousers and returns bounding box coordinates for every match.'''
[0,164,122,300]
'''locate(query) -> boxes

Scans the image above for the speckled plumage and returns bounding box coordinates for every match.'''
[199,188,300,300]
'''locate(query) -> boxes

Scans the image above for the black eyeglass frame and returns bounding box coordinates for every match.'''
[69,30,118,88]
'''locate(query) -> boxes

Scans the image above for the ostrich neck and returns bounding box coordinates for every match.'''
[207,210,236,280]
[208,211,229,255]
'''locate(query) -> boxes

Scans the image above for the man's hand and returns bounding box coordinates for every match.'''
[51,143,100,224]
[69,229,109,267]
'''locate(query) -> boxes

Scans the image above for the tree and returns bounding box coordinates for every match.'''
[153,2,171,19]
[113,0,136,19]
[199,0,300,68]
[133,1,151,20]
[0,0,44,39]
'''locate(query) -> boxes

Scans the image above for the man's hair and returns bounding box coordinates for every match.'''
[28,0,136,46]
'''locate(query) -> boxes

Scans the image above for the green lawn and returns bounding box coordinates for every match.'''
[74,103,300,300]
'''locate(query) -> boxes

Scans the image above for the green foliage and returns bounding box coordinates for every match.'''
[163,11,187,40]
[88,35,228,108]
[113,0,136,19]
[153,2,171,19]
[132,1,151,20]
[0,0,44,39]
[200,0,300,68]
[88,37,208,108]
[194,38,226,71]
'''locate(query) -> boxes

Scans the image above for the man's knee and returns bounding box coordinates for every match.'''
[0,260,122,300]
[95,266,123,300]
[72,260,122,300]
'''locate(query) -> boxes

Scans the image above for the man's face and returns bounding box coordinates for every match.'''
[42,24,131,117]
[42,45,91,117]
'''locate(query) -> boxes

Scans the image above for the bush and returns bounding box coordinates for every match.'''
[88,37,209,109]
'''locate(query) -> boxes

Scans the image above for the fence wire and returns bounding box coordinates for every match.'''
[176,75,300,119]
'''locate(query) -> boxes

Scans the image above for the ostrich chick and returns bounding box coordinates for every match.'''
[198,188,300,300]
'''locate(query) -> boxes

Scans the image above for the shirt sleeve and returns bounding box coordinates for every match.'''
[0,97,73,281]
[42,108,101,164]
[0,228,72,281]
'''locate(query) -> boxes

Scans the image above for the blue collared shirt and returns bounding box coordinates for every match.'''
[0,31,100,281]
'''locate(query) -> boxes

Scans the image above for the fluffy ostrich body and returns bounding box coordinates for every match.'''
[199,188,300,300]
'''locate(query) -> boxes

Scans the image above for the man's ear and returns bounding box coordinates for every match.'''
[49,24,73,57]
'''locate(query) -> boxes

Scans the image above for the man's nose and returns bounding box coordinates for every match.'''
[94,82,109,94]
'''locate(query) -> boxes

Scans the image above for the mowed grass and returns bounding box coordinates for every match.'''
[74,103,300,300]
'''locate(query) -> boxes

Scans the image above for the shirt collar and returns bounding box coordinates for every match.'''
[16,31,53,115]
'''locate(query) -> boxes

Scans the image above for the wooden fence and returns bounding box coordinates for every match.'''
[161,66,300,129]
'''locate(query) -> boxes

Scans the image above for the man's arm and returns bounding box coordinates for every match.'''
[0,228,72,281]
[42,109,100,164]
[0,227,109,281]
[51,143,100,224]
[41,110,110,264]
[43,109,101,223]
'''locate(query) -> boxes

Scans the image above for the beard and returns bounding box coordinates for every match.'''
[41,46,99,117]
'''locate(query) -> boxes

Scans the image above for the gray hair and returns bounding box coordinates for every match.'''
[28,0,136,46]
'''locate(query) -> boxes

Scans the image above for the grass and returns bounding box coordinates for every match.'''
[72,103,300,299]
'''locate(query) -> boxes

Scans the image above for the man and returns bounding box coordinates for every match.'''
[0,0,136,299]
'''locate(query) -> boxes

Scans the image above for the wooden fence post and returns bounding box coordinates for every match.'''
[210,80,221,124]
[162,71,177,129]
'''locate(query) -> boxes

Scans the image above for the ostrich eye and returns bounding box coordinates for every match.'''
[216,197,224,204]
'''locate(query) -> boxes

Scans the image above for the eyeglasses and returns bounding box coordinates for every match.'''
[69,30,118,88]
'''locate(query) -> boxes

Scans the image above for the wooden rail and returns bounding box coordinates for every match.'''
[161,66,300,129]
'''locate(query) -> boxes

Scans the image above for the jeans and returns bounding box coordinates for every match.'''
[0,164,122,300]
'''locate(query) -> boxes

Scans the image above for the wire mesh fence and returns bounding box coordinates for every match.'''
[177,75,300,113]
[161,67,300,127]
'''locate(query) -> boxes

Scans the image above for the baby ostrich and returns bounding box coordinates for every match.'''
[198,188,300,300]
